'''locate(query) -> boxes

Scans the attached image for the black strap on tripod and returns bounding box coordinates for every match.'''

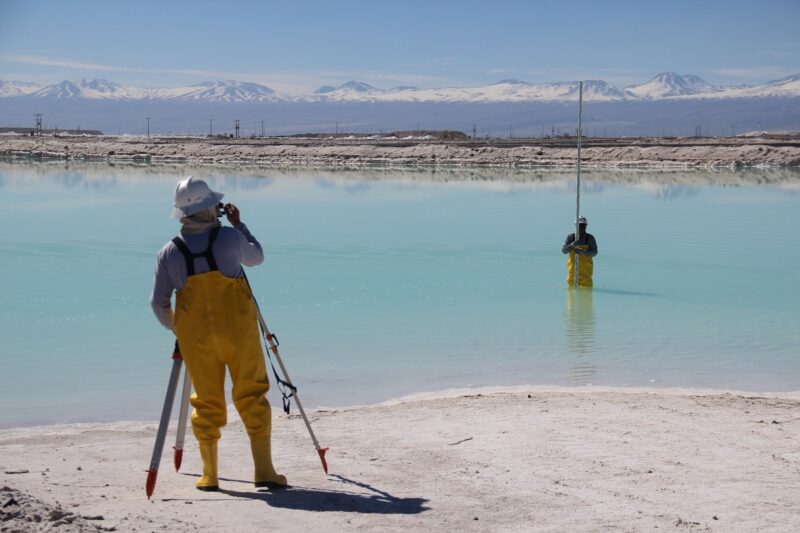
[240,271,297,415]
[262,332,297,415]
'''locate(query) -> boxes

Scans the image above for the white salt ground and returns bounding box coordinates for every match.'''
[1,388,799,532]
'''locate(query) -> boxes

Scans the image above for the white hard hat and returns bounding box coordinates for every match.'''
[577,216,588,224]
[170,176,224,219]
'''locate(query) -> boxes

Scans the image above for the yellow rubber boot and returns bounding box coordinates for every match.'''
[251,440,287,489]
[196,440,219,491]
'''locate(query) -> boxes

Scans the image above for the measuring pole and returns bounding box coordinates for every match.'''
[574,81,583,289]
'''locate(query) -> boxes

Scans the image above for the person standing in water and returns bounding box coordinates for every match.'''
[562,216,598,287]
[150,176,287,492]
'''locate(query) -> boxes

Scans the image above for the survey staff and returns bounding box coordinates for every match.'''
[561,216,598,287]
[150,176,287,491]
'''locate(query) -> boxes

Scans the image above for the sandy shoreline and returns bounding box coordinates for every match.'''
[2,387,799,532]
[2,133,800,170]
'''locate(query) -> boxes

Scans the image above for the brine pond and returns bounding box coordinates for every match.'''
[1,162,798,428]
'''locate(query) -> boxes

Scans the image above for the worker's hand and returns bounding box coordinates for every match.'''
[223,203,241,226]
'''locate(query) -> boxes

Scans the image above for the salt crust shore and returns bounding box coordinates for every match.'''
[2,134,800,170]
[2,387,799,532]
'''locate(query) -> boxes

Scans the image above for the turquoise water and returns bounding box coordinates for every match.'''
[1,163,799,428]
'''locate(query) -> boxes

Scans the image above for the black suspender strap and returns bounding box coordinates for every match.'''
[205,227,220,271]
[171,237,195,276]
[171,226,222,277]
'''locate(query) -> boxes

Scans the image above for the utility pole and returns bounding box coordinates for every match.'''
[146,117,150,139]
[335,121,339,135]
[34,113,43,136]
[235,119,241,139]
[416,122,420,134]
[209,118,213,137]
[508,124,512,140]
[261,120,265,138]
[472,124,477,140]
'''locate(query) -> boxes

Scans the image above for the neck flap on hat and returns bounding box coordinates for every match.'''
[180,207,221,235]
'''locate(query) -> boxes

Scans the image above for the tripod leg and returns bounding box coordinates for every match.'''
[145,348,182,499]
[173,366,192,471]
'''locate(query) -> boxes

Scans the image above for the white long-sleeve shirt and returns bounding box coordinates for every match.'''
[149,223,263,330]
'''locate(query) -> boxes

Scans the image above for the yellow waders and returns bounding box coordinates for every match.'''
[171,230,285,490]
[174,271,271,442]
[566,245,594,287]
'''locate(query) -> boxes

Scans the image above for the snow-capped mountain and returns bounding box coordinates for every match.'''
[311,78,629,103]
[77,78,124,95]
[314,81,382,97]
[77,78,151,99]
[545,80,628,101]
[0,80,41,97]
[347,79,630,103]
[625,72,718,99]
[174,80,276,102]
[338,81,380,93]
[31,80,85,99]
[2,73,799,104]
[29,79,147,100]
[702,73,800,100]
[15,78,277,102]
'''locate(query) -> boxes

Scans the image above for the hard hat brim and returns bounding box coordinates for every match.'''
[170,190,224,219]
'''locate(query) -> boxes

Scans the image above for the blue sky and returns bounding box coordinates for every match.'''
[1,0,798,93]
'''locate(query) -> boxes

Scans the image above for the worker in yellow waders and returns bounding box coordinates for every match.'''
[561,216,598,287]
[150,176,287,491]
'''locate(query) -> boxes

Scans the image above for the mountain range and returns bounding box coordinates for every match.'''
[1,72,799,137]
[2,72,799,103]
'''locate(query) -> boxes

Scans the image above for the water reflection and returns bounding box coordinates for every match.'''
[592,287,657,298]
[2,160,799,190]
[565,287,596,384]
[632,182,699,200]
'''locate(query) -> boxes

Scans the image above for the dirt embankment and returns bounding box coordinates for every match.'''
[2,134,799,168]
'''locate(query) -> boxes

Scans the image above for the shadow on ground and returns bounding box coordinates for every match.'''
[208,474,430,514]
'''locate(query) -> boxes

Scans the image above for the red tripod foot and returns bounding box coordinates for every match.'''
[173,447,183,472]
[145,468,158,499]
[318,447,329,474]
